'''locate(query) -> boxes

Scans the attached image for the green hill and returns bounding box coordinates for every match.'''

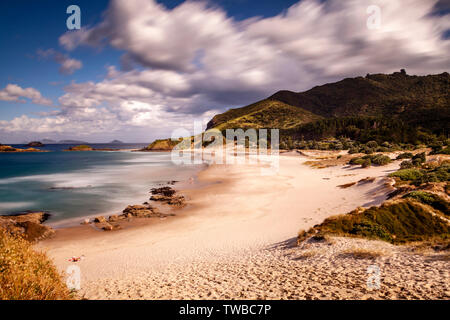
[207,99,322,131]
[206,70,449,145]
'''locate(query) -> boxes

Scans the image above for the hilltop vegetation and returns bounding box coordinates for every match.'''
[206,71,449,148]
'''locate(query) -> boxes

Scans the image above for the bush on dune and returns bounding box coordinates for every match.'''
[0,229,71,300]
[298,200,450,244]
[404,191,450,216]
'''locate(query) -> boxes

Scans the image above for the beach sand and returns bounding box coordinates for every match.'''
[37,152,449,299]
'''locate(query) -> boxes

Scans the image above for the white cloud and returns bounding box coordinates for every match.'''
[37,49,82,75]
[0,84,53,106]
[1,0,449,142]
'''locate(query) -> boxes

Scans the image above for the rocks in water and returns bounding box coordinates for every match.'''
[151,186,176,197]
[0,212,54,242]
[168,196,186,207]
[149,186,186,207]
[150,195,172,202]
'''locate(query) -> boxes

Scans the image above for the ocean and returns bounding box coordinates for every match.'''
[0,144,203,227]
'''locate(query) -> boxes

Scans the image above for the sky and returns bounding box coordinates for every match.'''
[0,0,449,143]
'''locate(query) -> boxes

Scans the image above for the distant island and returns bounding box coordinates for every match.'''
[0,145,47,153]
[64,144,131,152]
[64,145,94,151]
[26,141,45,147]
[110,140,124,144]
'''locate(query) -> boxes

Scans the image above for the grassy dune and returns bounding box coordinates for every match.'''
[0,229,71,300]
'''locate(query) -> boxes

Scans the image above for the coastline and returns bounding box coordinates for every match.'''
[33,151,450,299]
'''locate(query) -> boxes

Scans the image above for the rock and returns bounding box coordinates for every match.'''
[150,186,176,197]
[168,195,186,207]
[108,214,119,222]
[150,194,185,206]
[122,205,159,218]
[150,195,173,202]
[0,211,54,242]
[81,218,90,225]
[102,223,114,231]
[94,216,107,223]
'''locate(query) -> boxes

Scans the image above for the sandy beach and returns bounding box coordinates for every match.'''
[37,152,449,299]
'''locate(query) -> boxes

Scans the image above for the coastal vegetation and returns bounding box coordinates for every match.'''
[0,228,71,300]
[298,200,449,244]
[348,154,392,167]
[141,138,183,151]
[299,149,450,247]
[205,71,449,150]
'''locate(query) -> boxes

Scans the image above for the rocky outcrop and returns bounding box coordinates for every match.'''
[139,138,183,151]
[0,212,54,242]
[82,203,167,231]
[150,186,176,197]
[0,145,46,152]
[150,186,186,207]
[122,204,160,218]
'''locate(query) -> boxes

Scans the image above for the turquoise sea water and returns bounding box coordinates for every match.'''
[0,144,202,227]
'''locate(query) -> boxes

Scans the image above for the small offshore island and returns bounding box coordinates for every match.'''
[0,144,47,153]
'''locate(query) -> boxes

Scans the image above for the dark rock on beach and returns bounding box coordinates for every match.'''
[149,185,186,207]
[151,186,176,197]
[0,211,54,242]
[122,204,160,218]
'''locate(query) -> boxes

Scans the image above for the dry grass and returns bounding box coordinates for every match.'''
[339,247,384,260]
[0,229,72,300]
[337,182,357,189]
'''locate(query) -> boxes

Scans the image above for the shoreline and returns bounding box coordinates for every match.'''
[36,151,441,299]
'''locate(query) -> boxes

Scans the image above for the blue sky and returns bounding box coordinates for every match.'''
[0,0,448,143]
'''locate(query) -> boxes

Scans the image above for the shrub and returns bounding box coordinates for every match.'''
[362,159,371,168]
[437,146,450,155]
[366,141,378,148]
[349,157,365,165]
[412,152,426,164]
[299,200,450,244]
[404,191,450,216]
[400,160,414,169]
[371,154,392,166]
[0,229,72,300]
[389,168,424,181]
[396,152,414,160]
